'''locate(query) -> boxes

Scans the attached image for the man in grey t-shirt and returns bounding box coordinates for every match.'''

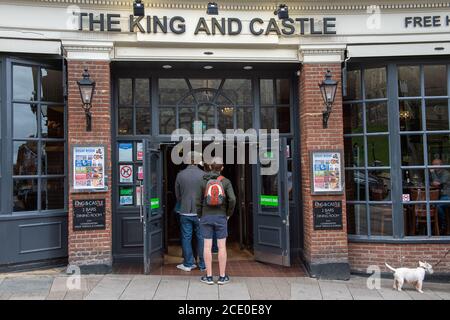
[431,158,450,233]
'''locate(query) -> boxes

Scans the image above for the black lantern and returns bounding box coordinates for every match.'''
[274,4,289,19]
[318,69,338,128]
[207,2,219,15]
[133,0,145,17]
[77,68,96,131]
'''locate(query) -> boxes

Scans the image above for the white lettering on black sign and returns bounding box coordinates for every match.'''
[313,200,343,230]
[73,199,106,231]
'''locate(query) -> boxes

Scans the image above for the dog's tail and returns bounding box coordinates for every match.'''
[385,263,396,272]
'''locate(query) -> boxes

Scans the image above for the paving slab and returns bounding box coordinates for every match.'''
[218,281,250,300]
[85,276,131,300]
[120,276,161,300]
[258,277,284,300]
[242,278,266,300]
[0,276,53,296]
[318,281,353,300]
[153,279,189,300]
[405,289,443,300]
[430,289,450,300]
[187,281,219,300]
[290,280,322,300]
[9,293,47,300]
[273,277,293,300]
[377,288,413,300]
[347,284,383,300]
[63,291,85,300]
[46,291,67,300]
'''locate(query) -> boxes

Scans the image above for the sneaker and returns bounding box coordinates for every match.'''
[176,264,194,272]
[200,275,214,285]
[217,275,230,285]
[190,264,197,270]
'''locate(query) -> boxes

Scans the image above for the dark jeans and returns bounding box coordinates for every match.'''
[437,195,449,231]
[180,215,205,269]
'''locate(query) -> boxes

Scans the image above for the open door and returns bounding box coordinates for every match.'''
[142,139,164,274]
[253,137,290,266]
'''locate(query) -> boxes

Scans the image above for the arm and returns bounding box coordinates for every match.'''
[196,180,205,217]
[225,180,236,217]
[175,174,181,202]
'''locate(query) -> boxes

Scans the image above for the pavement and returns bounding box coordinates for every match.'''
[0,269,449,300]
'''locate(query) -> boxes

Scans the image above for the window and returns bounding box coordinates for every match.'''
[260,79,291,133]
[11,63,65,212]
[344,67,392,236]
[345,62,450,239]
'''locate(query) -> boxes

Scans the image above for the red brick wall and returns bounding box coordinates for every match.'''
[67,60,112,267]
[349,243,450,274]
[299,64,349,266]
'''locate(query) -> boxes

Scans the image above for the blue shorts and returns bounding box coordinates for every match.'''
[200,215,228,240]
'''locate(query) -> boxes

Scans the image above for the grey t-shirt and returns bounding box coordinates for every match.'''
[431,169,450,197]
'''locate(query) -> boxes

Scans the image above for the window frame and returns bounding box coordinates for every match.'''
[344,59,450,242]
[1,57,67,216]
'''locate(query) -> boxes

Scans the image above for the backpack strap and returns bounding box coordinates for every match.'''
[217,176,224,181]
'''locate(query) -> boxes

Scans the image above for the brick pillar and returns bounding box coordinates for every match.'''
[67,60,112,273]
[299,50,350,279]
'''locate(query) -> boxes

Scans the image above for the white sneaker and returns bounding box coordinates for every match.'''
[176,264,196,272]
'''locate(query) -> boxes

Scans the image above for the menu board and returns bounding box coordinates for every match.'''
[73,146,105,191]
[311,150,343,194]
[73,199,106,230]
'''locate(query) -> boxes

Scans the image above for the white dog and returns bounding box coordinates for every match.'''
[385,261,433,293]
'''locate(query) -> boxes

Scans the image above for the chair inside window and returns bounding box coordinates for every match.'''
[411,188,440,236]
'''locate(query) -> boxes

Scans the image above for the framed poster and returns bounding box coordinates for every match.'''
[73,146,106,191]
[310,150,344,195]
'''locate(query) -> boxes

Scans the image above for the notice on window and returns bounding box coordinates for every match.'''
[311,151,343,194]
[137,166,143,180]
[120,187,133,206]
[119,164,133,183]
[119,142,133,162]
[136,186,143,206]
[73,146,105,191]
[137,142,144,161]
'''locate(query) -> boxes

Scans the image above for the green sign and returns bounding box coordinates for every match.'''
[151,198,160,209]
[260,195,279,207]
[120,187,133,196]
[263,151,274,159]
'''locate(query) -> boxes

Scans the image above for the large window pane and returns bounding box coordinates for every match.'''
[345,69,361,100]
[260,79,274,105]
[367,135,390,167]
[345,170,366,201]
[366,102,388,132]
[159,108,176,134]
[428,134,450,164]
[198,104,215,130]
[401,135,424,166]
[398,65,420,97]
[13,179,38,211]
[135,79,150,106]
[41,68,63,102]
[218,106,234,132]
[364,67,386,99]
[42,105,64,138]
[276,79,290,105]
[347,204,368,235]
[159,79,189,105]
[136,108,151,134]
[237,107,253,130]
[119,79,132,106]
[424,65,447,97]
[189,79,221,90]
[13,141,38,175]
[277,107,291,133]
[13,103,38,138]
[399,100,422,131]
[222,79,252,105]
[118,108,132,135]
[41,178,64,210]
[426,99,448,131]
[368,170,391,201]
[343,103,363,134]
[179,107,195,132]
[13,64,38,101]
[42,142,64,175]
[344,136,364,167]
[370,204,393,236]
[260,107,275,130]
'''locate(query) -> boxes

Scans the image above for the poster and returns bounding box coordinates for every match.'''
[119,164,133,183]
[138,166,144,180]
[136,186,143,206]
[311,151,343,194]
[119,142,133,162]
[73,146,105,190]
[120,187,133,206]
[136,142,143,161]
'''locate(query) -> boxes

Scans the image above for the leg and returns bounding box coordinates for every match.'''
[397,278,404,292]
[203,239,213,277]
[212,231,218,253]
[217,238,227,277]
[179,215,194,268]
[193,217,205,270]
[416,280,424,293]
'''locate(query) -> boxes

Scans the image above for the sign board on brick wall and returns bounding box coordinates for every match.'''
[73,199,106,230]
[313,200,343,230]
[72,145,107,192]
[310,150,344,195]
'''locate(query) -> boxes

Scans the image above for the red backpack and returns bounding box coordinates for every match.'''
[204,176,226,207]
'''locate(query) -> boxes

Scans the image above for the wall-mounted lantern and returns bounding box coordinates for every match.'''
[207,2,219,15]
[77,68,96,132]
[133,0,145,16]
[319,69,338,128]
[274,4,289,19]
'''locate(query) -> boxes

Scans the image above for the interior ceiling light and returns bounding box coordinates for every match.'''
[203,65,214,70]
[243,66,253,70]
[162,65,173,69]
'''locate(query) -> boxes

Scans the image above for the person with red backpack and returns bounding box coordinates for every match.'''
[196,157,236,285]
